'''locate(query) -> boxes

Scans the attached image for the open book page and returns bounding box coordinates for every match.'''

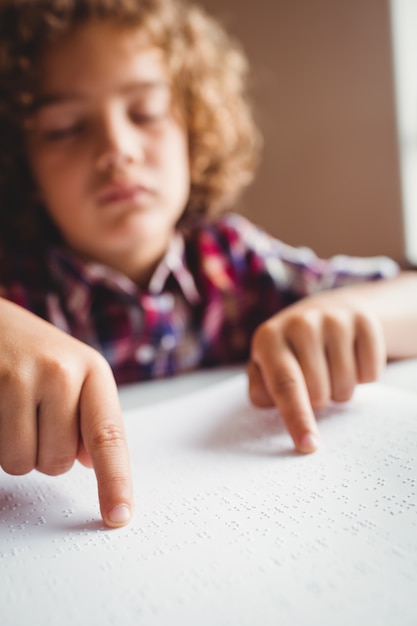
[1,374,417,626]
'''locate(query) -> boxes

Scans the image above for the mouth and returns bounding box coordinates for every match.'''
[96,182,151,206]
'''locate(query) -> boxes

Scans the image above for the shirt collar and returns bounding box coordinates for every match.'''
[48,232,201,315]
[148,232,201,303]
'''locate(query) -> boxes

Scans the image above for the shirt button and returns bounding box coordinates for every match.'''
[160,334,176,351]
[159,293,174,312]
[135,344,157,364]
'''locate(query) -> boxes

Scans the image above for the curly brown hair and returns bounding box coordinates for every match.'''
[0,0,261,247]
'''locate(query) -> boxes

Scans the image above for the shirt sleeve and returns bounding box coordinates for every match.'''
[216,213,400,299]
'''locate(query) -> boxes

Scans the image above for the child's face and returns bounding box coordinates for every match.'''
[26,21,190,284]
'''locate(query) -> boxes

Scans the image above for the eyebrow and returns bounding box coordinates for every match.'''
[33,80,169,110]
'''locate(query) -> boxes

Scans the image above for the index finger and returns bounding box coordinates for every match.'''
[80,362,134,528]
[253,348,320,453]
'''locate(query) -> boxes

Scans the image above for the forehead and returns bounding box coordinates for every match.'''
[36,20,168,95]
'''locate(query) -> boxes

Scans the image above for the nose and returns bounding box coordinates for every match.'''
[96,150,134,172]
[95,106,142,173]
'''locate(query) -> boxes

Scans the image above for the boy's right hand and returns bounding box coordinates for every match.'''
[0,298,133,528]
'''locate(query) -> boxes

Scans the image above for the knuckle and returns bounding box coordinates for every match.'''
[271,371,299,396]
[355,310,381,342]
[284,311,320,345]
[289,311,316,332]
[0,365,33,394]
[90,423,125,449]
[43,356,77,387]
[321,309,353,342]
[252,321,275,349]
[354,309,373,328]
[85,348,112,375]
[325,312,348,335]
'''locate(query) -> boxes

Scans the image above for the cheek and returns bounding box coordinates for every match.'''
[159,131,190,195]
[29,148,88,204]
[152,118,189,170]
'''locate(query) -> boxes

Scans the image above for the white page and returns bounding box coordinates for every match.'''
[1,374,417,626]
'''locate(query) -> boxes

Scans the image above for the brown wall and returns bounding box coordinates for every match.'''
[200,0,406,264]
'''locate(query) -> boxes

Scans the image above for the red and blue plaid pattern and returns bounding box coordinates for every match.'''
[0,214,399,384]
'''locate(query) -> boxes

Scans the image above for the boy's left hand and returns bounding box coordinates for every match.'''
[248,293,386,453]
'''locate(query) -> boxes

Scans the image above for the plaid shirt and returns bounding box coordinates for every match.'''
[0,214,399,384]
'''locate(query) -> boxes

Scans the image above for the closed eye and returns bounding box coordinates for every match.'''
[43,123,85,141]
[130,109,167,126]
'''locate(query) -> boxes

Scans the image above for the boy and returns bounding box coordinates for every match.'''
[0,0,416,527]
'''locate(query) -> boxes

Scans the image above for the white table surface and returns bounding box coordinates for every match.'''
[1,358,417,626]
[118,358,417,412]
[379,357,417,394]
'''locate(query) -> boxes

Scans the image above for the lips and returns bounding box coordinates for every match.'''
[96,182,150,206]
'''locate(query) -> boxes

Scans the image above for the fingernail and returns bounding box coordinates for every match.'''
[299,432,320,453]
[108,504,131,526]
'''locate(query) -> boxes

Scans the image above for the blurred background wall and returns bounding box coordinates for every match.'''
[200,0,406,264]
